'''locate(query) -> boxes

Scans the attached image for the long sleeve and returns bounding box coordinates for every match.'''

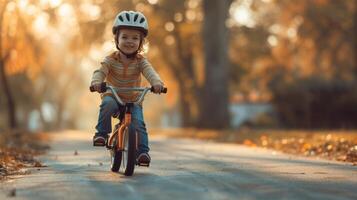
[90,60,110,85]
[139,58,163,86]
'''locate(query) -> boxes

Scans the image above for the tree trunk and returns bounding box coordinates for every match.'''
[0,60,17,129]
[178,85,195,126]
[0,1,17,129]
[354,3,357,77]
[172,25,200,127]
[198,0,232,129]
[161,52,197,127]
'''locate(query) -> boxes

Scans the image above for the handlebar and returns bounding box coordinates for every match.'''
[89,82,167,105]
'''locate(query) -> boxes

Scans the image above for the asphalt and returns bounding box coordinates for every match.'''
[1,130,357,200]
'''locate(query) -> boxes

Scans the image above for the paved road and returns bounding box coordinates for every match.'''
[1,130,357,200]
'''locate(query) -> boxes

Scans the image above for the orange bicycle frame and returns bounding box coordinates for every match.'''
[108,113,131,151]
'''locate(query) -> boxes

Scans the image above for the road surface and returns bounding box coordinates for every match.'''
[1,130,357,200]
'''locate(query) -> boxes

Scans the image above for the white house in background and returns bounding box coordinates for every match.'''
[160,103,273,128]
[229,103,273,128]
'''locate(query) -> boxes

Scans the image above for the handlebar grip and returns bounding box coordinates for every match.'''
[89,82,107,93]
[150,87,168,94]
[162,87,167,93]
[89,85,95,92]
[99,82,107,93]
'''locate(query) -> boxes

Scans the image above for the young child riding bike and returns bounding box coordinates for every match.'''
[90,11,164,165]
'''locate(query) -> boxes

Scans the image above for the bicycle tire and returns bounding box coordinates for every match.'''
[121,125,136,176]
[110,132,122,172]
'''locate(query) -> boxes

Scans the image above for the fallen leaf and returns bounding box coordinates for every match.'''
[8,188,16,197]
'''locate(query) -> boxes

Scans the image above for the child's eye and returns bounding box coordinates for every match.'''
[133,37,138,40]
[122,36,127,39]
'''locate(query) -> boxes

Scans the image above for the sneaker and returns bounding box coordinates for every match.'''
[93,134,106,146]
[137,152,151,165]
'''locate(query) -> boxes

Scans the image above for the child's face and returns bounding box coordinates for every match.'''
[117,29,142,55]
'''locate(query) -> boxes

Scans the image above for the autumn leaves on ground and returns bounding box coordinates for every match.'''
[0,131,49,181]
[156,129,357,164]
[1,128,357,181]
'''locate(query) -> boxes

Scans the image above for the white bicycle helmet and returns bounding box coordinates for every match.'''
[112,11,148,37]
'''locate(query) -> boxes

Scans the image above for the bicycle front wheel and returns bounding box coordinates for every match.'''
[120,124,136,176]
[110,131,122,172]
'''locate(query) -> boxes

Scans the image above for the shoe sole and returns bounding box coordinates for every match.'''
[137,162,150,167]
[93,138,106,146]
[93,141,105,146]
[137,155,150,166]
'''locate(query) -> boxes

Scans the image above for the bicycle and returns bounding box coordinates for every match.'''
[90,82,167,176]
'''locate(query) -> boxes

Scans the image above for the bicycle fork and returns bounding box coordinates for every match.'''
[117,113,131,151]
[108,104,139,151]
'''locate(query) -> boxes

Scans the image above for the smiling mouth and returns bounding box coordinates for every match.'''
[124,43,135,48]
[122,46,137,54]
[124,46,136,52]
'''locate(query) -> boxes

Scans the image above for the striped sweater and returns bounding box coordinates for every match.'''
[91,51,163,103]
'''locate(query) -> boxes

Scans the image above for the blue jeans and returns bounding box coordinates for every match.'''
[95,96,149,154]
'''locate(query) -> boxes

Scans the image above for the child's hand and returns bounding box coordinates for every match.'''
[90,83,105,93]
[152,84,164,94]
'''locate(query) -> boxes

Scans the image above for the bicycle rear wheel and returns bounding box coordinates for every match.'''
[120,125,136,176]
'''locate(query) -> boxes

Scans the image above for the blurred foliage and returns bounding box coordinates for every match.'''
[231,0,356,128]
[270,77,357,129]
[233,0,355,97]
[0,0,356,130]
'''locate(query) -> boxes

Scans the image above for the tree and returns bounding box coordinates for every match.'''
[198,0,233,129]
[1,1,16,129]
[351,2,357,125]
[242,0,357,128]
[148,0,202,127]
[0,1,47,130]
[0,1,14,128]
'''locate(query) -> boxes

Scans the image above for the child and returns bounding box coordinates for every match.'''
[90,11,164,165]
